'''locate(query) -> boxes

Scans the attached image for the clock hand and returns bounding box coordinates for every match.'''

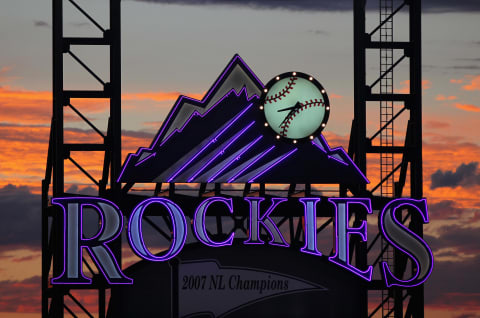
[278,102,304,127]
[279,108,296,128]
[277,101,302,112]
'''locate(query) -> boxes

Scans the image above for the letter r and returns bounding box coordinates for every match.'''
[51,197,132,284]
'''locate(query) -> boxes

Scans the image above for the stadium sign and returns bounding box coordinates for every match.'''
[51,195,433,288]
[51,55,433,296]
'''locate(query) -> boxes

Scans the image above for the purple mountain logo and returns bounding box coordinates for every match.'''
[118,55,368,185]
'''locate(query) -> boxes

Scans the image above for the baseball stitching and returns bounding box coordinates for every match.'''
[280,99,325,137]
[265,77,298,104]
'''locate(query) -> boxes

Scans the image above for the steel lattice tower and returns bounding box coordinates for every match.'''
[42,0,121,316]
[351,0,424,317]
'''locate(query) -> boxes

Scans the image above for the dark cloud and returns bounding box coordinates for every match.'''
[0,184,131,252]
[0,185,40,251]
[122,129,155,139]
[426,225,480,255]
[134,0,480,12]
[34,20,50,28]
[135,0,353,11]
[455,314,480,318]
[425,256,480,308]
[428,200,464,220]
[430,162,480,189]
[66,184,98,196]
[424,229,480,308]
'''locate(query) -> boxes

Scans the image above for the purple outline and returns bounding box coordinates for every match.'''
[248,148,298,183]
[380,198,434,288]
[299,198,323,256]
[117,55,264,182]
[329,154,348,166]
[134,152,156,167]
[327,198,373,281]
[167,102,254,183]
[312,135,369,183]
[51,197,133,285]
[127,197,187,262]
[207,135,263,183]
[243,197,289,247]
[187,121,256,182]
[193,197,235,247]
[227,146,276,183]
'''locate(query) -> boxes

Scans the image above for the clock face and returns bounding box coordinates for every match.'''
[260,72,330,142]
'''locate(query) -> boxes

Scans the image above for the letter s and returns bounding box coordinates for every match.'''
[380,198,434,287]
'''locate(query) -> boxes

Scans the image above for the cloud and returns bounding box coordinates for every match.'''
[423,221,480,311]
[425,120,450,129]
[431,162,480,189]
[425,255,480,310]
[0,185,40,250]
[33,20,49,28]
[436,94,457,101]
[428,200,465,220]
[462,75,480,91]
[0,123,154,190]
[422,80,432,90]
[134,0,480,12]
[451,78,464,84]
[395,79,431,94]
[143,121,163,128]
[329,93,343,99]
[454,314,480,318]
[427,224,480,256]
[455,103,480,112]
[0,274,99,314]
[135,0,353,11]
[0,276,40,313]
[0,85,204,126]
[0,86,110,125]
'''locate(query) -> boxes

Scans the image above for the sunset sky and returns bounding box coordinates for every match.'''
[0,0,479,317]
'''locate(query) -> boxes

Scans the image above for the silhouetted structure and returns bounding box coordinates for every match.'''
[42,0,424,317]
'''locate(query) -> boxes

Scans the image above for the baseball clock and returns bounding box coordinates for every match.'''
[260,72,330,142]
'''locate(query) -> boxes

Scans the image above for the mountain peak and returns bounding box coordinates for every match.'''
[118,55,368,186]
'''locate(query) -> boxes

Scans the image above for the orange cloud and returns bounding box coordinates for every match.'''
[0,86,204,126]
[425,120,450,129]
[422,79,432,90]
[329,93,343,99]
[0,124,153,192]
[0,84,207,191]
[395,79,431,94]
[455,103,480,112]
[435,94,457,101]
[462,75,480,91]
[0,86,112,125]
[0,86,52,124]
[450,78,464,84]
